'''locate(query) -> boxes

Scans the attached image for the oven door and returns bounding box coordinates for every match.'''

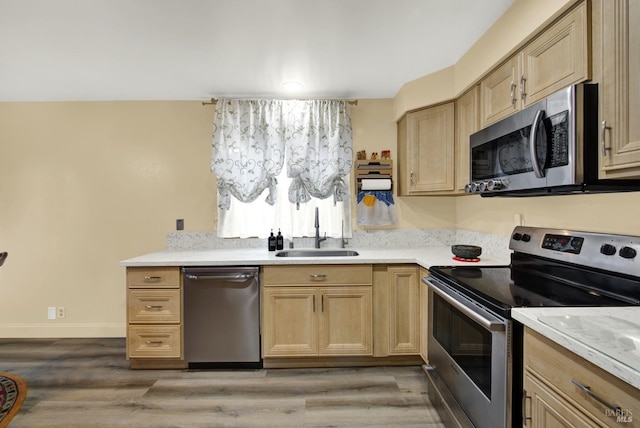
[425,277,512,428]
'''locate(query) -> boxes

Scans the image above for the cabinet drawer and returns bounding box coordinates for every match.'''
[127,289,181,323]
[127,267,180,288]
[263,264,372,286]
[525,328,639,427]
[127,325,181,359]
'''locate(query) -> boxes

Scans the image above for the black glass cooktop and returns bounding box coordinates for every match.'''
[429,253,640,318]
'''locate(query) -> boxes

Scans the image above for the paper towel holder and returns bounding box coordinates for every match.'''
[355,159,393,192]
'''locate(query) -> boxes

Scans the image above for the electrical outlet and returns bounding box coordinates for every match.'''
[48,306,56,320]
[176,219,184,230]
[57,307,65,319]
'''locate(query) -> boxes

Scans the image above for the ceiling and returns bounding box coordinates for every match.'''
[0,0,514,102]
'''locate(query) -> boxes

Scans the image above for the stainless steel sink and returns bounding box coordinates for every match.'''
[275,249,359,257]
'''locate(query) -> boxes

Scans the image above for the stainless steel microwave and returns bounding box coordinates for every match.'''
[466,84,640,196]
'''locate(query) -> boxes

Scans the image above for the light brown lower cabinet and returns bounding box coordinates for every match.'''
[261,265,373,358]
[126,266,184,368]
[262,286,372,357]
[387,265,420,355]
[523,328,639,427]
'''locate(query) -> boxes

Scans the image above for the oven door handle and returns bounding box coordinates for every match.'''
[428,280,506,332]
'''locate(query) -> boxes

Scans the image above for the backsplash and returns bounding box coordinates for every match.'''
[167,229,512,260]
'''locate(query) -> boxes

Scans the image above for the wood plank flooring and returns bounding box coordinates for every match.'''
[0,338,444,427]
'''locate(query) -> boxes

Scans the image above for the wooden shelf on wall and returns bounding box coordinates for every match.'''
[355,160,393,192]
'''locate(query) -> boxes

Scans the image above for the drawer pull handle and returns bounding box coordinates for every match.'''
[571,379,622,412]
[522,389,532,426]
[145,340,163,346]
[144,276,162,282]
[144,305,163,310]
[309,274,327,280]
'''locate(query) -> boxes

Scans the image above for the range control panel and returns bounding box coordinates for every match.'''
[509,226,639,277]
[541,234,584,254]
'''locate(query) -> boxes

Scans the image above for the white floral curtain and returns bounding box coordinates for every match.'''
[285,100,353,207]
[211,99,353,210]
[211,99,286,210]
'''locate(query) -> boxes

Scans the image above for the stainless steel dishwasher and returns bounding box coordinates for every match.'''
[182,266,261,369]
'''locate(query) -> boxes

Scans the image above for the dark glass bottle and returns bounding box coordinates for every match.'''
[268,229,276,251]
[276,229,284,250]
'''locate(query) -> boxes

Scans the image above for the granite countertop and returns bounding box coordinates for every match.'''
[512,307,640,390]
[119,246,508,269]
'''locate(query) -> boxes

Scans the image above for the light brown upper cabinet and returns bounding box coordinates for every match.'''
[397,102,455,195]
[480,1,590,127]
[455,86,480,193]
[593,0,640,178]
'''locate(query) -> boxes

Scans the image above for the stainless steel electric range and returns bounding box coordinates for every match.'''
[423,226,640,428]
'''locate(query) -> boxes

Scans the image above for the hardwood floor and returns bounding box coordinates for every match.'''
[0,338,444,427]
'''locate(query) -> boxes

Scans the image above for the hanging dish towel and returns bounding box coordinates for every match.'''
[356,190,398,226]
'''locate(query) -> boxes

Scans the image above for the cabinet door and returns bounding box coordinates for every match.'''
[455,86,479,193]
[522,2,589,106]
[404,103,455,194]
[319,287,372,356]
[598,0,640,178]
[524,372,604,428]
[388,266,420,354]
[480,55,521,127]
[262,287,318,357]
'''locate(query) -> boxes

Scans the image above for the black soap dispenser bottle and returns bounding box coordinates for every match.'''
[276,228,284,250]
[268,229,277,251]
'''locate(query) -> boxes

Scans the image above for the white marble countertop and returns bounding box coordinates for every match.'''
[119,246,508,269]
[512,307,640,390]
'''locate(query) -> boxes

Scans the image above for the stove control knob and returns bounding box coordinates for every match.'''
[512,233,522,241]
[521,233,531,242]
[619,246,637,259]
[600,243,617,256]
[487,179,504,191]
[478,181,488,192]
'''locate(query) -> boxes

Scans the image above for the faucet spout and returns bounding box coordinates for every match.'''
[314,207,327,248]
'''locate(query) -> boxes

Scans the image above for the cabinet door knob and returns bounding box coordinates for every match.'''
[309,274,327,280]
[144,276,162,282]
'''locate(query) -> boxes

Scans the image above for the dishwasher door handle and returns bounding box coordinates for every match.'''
[184,273,257,282]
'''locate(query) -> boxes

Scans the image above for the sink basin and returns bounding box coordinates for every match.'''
[275,249,360,257]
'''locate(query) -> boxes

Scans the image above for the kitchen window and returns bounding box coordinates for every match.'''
[217,167,352,239]
[212,99,353,239]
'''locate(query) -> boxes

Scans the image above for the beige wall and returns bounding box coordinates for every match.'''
[456,193,640,237]
[0,102,215,337]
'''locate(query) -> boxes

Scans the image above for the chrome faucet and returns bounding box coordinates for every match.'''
[314,207,327,248]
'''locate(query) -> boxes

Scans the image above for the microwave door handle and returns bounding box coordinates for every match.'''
[529,110,545,178]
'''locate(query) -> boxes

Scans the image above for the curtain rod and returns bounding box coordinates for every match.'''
[201,98,358,106]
